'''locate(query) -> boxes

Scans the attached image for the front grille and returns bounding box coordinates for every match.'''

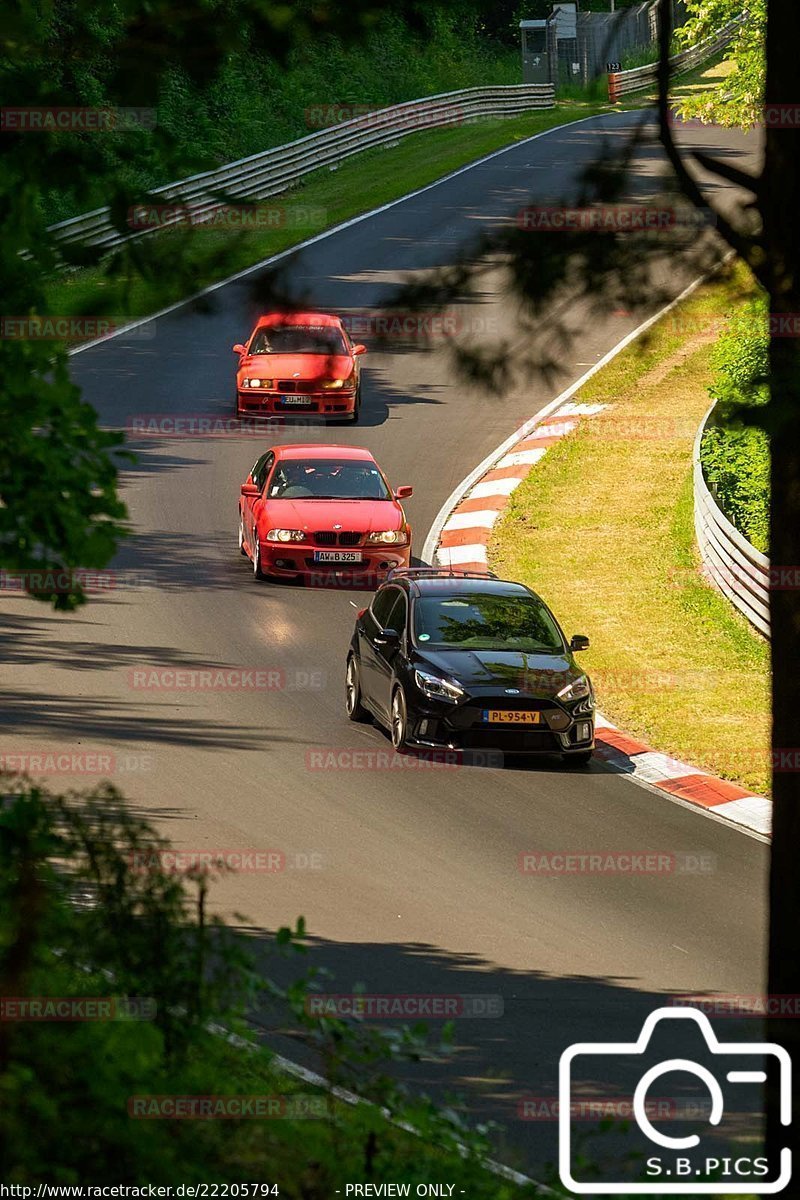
[313,531,362,546]
[277,379,315,393]
[458,728,559,753]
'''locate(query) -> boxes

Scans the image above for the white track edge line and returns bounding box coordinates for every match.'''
[67,111,623,357]
[206,1020,550,1192]
[418,251,769,841]
[594,759,770,844]
[421,263,728,565]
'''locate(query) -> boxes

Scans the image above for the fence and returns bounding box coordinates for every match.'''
[607,18,740,101]
[693,405,770,639]
[47,85,555,254]
[545,0,688,87]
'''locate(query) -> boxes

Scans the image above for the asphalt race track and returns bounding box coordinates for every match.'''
[2,111,767,1175]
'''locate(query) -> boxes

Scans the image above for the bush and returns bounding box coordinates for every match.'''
[42,9,519,224]
[0,781,533,1193]
[700,297,770,553]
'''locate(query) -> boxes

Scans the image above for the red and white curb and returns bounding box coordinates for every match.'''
[422,374,770,841]
[593,715,771,837]
[433,403,603,572]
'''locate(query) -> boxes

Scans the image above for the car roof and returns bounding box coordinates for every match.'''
[254,312,342,329]
[271,444,375,462]
[391,575,537,599]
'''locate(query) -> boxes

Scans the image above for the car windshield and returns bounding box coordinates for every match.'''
[413,592,564,653]
[268,459,392,501]
[248,325,347,356]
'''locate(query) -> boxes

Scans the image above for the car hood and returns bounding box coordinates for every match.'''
[262,498,403,531]
[237,353,354,381]
[415,648,579,698]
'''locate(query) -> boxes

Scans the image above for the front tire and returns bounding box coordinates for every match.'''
[345,655,370,723]
[238,512,247,556]
[253,538,266,581]
[390,685,409,750]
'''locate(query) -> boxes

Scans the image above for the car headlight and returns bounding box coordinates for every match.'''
[321,374,355,389]
[556,674,592,703]
[414,668,464,702]
[265,528,305,543]
[242,378,273,388]
[366,530,408,545]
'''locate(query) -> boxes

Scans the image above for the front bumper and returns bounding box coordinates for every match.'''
[404,694,595,756]
[237,389,356,417]
[258,542,411,582]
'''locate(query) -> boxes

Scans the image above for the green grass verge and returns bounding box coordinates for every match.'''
[47,103,608,326]
[47,41,736,327]
[618,48,735,108]
[490,263,771,796]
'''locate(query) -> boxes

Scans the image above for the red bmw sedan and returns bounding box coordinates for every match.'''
[233,312,366,423]
[238,445,413,583]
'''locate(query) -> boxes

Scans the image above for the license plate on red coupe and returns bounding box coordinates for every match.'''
[313,551,362,563]
[279,395,312,406]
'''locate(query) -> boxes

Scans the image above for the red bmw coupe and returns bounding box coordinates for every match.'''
[233,312,366,423]
[238,444,413,583]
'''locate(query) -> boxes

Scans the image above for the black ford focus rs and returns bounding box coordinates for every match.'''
[345,568,595,763]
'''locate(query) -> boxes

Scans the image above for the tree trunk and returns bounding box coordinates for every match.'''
[764,0,800,1172]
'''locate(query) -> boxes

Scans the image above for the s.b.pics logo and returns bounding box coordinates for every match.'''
[559,1007,791,1193]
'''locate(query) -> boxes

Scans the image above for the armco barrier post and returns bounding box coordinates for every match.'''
[608,72,621,103]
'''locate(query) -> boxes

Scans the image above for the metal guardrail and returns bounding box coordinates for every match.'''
[48,84,555,253]
[608,19,741,101]
[693,404,770,639]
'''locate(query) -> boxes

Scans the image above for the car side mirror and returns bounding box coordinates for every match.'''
[240,482,260,497]
[394,485,413,499]
[570,634,590,652]
[352,344,367,356]
[375,627,400,650]
[233,343,247,355]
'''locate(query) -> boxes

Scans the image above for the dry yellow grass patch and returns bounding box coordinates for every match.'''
[491,268,771,794]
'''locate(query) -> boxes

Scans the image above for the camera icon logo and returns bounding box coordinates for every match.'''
[559,1006,792,1193]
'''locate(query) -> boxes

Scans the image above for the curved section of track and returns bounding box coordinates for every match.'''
[1,112,765,1171]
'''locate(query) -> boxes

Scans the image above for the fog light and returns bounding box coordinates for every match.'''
[578,722,592,742]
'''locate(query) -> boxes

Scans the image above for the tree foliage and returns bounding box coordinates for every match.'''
[0,781,509,1190]
[2,0,490,609]
[675,0,766,128]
